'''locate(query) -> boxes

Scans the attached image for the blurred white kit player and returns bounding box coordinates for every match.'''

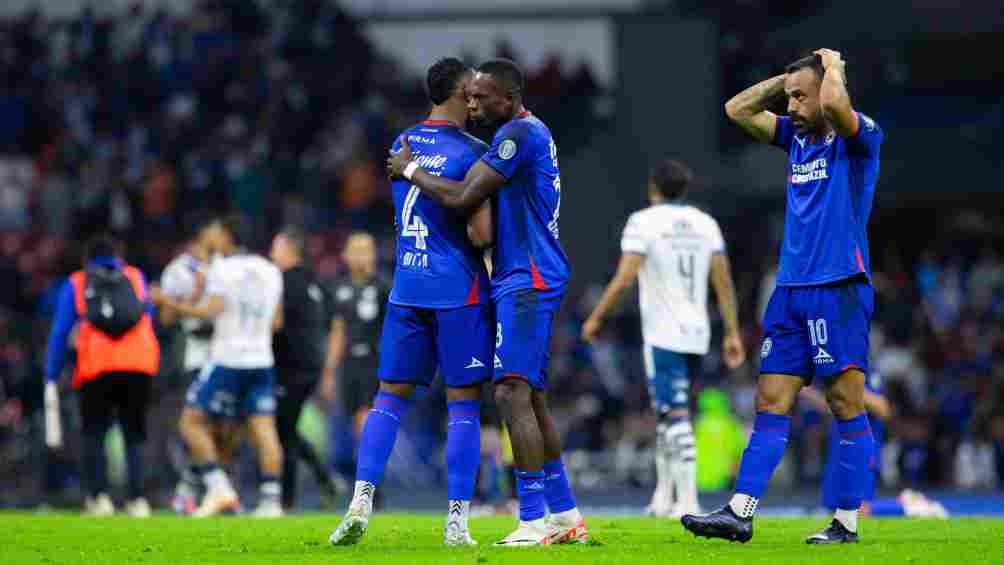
[584,159,745,518]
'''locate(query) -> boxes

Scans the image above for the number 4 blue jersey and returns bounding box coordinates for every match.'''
[389,121,491,309]
[481,111,570,299]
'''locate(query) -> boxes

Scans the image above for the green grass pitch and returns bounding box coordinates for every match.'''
[5,513,1003,564]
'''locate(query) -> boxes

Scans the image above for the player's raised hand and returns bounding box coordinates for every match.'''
[723,332,746,370]
[813,48,843,70]
[386,135,413,179]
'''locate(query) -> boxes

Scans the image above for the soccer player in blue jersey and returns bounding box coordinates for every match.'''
[682,49,884,544]
[388,59,586,547]
[328,58,494,547]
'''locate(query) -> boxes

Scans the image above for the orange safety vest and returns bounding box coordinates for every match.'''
[69,265,160,388]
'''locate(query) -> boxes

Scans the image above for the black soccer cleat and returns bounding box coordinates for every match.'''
[681,506,753,543]
[805,519,859,545]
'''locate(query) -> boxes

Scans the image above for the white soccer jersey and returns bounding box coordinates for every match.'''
[161,252,212,371]
[621,203,726,355]
[206,253,283,369]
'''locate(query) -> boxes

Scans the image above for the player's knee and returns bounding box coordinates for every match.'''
[446,384,482,402]
[494,378,530,414]
[755,387,795,415]
[179,408,205,438]
[826,388,865,419]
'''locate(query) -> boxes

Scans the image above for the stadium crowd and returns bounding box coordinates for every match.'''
[0,1,1001,507]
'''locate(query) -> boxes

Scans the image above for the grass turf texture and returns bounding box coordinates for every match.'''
[5,513,1002,564]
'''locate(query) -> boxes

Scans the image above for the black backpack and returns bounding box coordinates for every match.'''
[84,266,145,338]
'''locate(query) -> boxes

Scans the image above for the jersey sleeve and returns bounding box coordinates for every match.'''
[771,115,796,150]
[620,213,649,255]
[481,122,531,180]
[845,112,883,158]
[160,262,194,300]
[708,217,726,255]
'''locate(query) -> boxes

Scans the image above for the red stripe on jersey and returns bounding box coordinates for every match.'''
[517,110,531,119]
[530,257,548,290]
[465,276,481,306]
[422,119,460,127]
[854,247,865,272]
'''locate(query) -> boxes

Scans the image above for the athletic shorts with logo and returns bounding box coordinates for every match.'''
[493,288,564,390]
[759,277,874,383]
[378,302,494,387]
[185,365,276,418]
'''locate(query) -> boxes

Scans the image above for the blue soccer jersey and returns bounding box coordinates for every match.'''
[772,113,883,286]
[389,120,491,309]
[480,111,570,300]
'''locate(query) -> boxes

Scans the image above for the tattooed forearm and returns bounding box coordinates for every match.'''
[724,74,786,143]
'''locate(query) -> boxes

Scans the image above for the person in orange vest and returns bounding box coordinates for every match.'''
[44,235,160,517]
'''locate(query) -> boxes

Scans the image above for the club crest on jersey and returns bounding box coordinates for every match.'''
[862,114,876,131]
[498,139,517,160]
[760,338,772,359]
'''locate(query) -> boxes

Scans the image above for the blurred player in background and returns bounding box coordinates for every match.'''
[156,217,285,518]
[319,232,389,485]
[158,216,219,514]
[270,227,342,510]
[683,49,884,544]
[45,235,160,517]
[802,373,948,519]
[388,58,587,547]
[330,57,494,548]
[582,158,746,518]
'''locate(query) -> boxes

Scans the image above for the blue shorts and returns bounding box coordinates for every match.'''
[493,288,564,390]
[378,302,494,388]
[644,345,697,414]
[760,278,874,384]
[185,364,276,419]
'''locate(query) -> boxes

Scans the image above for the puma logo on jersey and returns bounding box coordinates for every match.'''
[813,347,835,365]
[465,357,485,369]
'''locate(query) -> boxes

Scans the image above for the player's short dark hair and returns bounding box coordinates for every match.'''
[785,54,825,82]
[427,57,470,105]
[477,59,525,95]
[84,234,120,261]
[650,158,693,201]
[184,210,216,240]
[278,225,307,257]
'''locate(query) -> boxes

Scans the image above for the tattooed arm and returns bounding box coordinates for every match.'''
[724,74,787,143]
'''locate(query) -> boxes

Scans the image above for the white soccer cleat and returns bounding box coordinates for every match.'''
[546,515,589,545]
[329,512,369,546]
[193,486,240,518]
[494,520,552,547]
[252,500,284,519]
[84,493,115,517]
[444,520,478,547]
[125,497,152,518]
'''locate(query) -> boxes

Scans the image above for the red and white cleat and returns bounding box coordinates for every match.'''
[547,516,589,545]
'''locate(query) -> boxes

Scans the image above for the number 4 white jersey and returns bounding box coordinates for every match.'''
[621,203,725,355]
[206,253,283,368]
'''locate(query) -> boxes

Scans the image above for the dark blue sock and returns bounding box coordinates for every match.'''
[356,391,411,486]
[515,469,547,522]
[734,412,791,498]
[82,433,106,497]
[835,414,874,510]
[543,458,577,513]
[125,441,145,500]
[446,400,481,501]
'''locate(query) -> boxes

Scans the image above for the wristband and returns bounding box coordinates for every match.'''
[403,161,420,181]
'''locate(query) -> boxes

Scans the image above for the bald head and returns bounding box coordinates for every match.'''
[343,232,377,280]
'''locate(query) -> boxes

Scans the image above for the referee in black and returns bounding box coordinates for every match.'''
[269,227,339,510]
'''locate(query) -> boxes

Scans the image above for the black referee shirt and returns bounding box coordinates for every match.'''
[329,275,389,366]
[273,265,329,376]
